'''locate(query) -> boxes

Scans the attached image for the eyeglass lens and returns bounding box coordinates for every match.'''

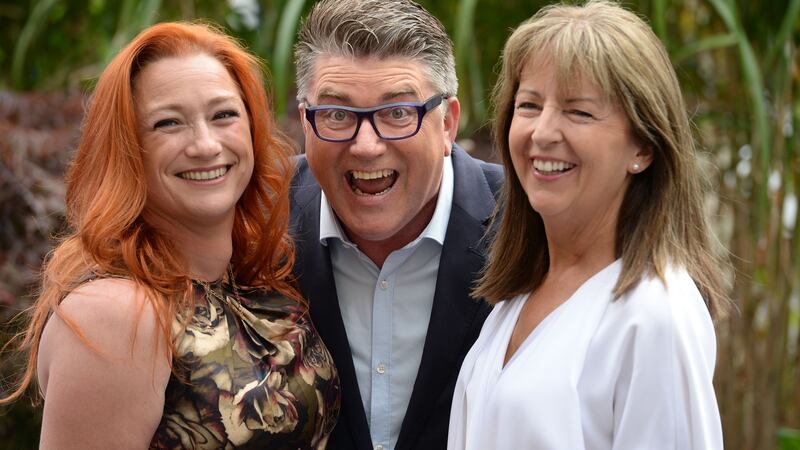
[314,104,420,141]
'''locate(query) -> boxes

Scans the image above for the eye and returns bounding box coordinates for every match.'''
[214,110,240,120]
[376,106,415,123]
[319,109,351,122]
[388,107,410,120]
[153,118,179,129]
[330,109,349,121]
[515,101,542,111]
[566,109,595,120]
[513,102,542,117]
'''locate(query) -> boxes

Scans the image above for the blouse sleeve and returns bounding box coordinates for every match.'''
[610,271,723,450]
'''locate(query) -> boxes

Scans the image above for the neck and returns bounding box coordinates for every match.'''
[543,207,619,276]
[144,211,234,282]
[345,194,438,268]
[184,234,233,281]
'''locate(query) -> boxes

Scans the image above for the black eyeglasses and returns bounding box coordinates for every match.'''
[303,94,447,142]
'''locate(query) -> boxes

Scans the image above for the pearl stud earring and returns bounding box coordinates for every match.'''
[632,163,640,171]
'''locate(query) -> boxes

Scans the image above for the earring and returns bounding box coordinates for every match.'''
[632,163,640,172]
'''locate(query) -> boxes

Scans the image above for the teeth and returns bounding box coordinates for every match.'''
[533,159,575,173]
[351,169,395,180]
[179,166,228,181]
[353,186,393,196]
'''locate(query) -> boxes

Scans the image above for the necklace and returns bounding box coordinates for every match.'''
[197,265,242,305]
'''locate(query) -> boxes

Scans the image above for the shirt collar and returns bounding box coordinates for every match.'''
[319,153,454,248]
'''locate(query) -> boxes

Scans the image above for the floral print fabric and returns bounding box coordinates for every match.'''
[149,280,340,449]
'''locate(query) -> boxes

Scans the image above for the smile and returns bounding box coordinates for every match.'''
[348,169,397,196]
[533,159,575,175]
[178,166,229,181]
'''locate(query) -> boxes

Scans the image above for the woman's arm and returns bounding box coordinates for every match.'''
[37,278,172,450]
[610,272,723,450]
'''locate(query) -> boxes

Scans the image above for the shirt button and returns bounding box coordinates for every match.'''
[379,280,389,290]
[376,363,386,374]
[375,445,384,450]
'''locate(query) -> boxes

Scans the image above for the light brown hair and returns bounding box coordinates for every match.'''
[474,0,730,318]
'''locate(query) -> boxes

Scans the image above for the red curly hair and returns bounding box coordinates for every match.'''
[3,21,299,403]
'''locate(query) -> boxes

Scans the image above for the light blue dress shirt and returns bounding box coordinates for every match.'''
[319,155,454,450]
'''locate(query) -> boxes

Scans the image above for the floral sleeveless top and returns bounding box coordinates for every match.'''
[149,279,340,449]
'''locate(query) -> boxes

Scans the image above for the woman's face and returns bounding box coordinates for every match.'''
[508,59,651,230]
[133,53,254,229]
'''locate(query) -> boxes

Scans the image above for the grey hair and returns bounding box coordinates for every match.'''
[294,0,458,101]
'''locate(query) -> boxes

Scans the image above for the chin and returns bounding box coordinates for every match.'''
[347,220,401,243]
[351,228,395,243]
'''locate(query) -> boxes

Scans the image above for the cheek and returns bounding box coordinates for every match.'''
[509,150,528,188]
[303,142,325,169]
[508,118,529,152]
[230,124,253,152]
[303,143,340,189]
[140,148,160,183]
[508,122,529,175]
[242,146,255,178]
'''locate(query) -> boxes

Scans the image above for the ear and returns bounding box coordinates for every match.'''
[442,96,460,157]
[298,103,309,135]
[629,145,654,174]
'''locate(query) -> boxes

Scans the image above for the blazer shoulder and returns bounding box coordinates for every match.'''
[290,154,321,212]
[291,154,314,186]
[452,145,503,192]
[477,158,503,197]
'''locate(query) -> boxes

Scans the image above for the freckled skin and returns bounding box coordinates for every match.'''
[300,56,459,264]
[134,54,254,230]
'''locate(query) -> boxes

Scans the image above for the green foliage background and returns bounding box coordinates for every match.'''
[0,0,798,449]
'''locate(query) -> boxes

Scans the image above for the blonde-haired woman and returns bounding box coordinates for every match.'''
[448,1,729,449]
[2,22,339,449]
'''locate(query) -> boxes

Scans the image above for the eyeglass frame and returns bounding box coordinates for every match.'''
[302,93,448,143]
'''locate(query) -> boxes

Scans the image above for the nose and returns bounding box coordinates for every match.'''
[532,105,563,149]
[186,122,222,159]
[349,117,385,159]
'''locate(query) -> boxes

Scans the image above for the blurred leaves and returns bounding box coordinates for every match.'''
[0,90,83,449]
[0,1,798,449]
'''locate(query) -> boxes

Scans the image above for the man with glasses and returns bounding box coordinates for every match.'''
[290,1,502,449]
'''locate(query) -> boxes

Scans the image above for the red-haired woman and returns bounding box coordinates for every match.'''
[2,22,339,449]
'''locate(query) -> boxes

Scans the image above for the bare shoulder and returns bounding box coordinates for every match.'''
[38,277,168,392]
[37,277,171,449]
[60,277,148,323]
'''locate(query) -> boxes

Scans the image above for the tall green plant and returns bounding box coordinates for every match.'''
[680,0,800,448]
[271,0,306,115]
[454,0,481,132]
[10,0,59,90]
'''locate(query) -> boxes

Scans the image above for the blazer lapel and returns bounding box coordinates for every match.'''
[395,149,497,450]
[292,173,373,450]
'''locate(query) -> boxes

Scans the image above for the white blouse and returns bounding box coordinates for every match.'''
[447,260,723,450]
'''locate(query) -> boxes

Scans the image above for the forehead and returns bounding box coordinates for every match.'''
[308,56,435,104]
[133,54,241,103]
[518,57,610,101]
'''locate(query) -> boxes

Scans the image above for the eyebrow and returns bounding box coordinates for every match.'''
[314,88,420,105]
[143,94,241,116]
[380,89,419,102]
[515,89,600,105]
[564,96,601,105]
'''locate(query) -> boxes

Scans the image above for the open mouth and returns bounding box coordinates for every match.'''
[533,159,575,175]
[178,165,231,181]
[347,169,397,195]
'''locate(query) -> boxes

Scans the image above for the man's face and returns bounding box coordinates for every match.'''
[300,56,460,248]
